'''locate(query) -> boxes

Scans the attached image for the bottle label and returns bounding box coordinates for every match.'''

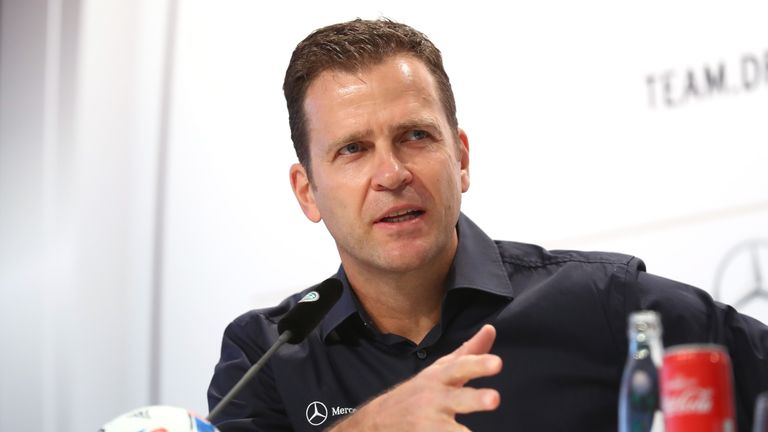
[661,345,735,432]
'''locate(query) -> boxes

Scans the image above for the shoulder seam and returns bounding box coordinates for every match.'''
[500,255,634,269]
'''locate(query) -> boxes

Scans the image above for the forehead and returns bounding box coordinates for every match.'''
[302,55,445,131]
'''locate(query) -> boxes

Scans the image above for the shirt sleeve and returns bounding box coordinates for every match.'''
[635,271,768,431]
[207,315,294,432]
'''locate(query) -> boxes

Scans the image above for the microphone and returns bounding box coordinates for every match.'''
[207,277,343,422]
[278,277,343,343]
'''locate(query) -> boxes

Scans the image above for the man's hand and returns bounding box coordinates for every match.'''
[329,324,502,432]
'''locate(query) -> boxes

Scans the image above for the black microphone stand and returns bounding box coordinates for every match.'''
[207,330,293,422]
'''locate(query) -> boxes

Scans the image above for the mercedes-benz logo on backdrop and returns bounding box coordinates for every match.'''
[713,239,768,310]
[305,401,328,426]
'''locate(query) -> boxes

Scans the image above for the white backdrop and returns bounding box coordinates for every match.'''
[1,0,766,430]
[163,0,768,415]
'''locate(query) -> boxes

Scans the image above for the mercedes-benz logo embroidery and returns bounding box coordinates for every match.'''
[714,239,768,309]
[305,401,328,426]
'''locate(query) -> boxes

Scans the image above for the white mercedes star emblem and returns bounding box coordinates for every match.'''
[714,239,768,320]
[305,401,328,426]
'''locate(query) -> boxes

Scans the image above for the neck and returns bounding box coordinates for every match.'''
[341,238,457,344]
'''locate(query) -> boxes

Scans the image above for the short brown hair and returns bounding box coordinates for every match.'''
[283,18,458,180]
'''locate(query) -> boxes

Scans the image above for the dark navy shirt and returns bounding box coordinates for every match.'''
[208,214,768,431]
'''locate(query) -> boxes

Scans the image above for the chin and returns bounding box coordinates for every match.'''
[378,259,425,273]
[374,248,438,272]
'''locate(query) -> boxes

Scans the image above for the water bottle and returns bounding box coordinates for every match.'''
[619,310,664,432]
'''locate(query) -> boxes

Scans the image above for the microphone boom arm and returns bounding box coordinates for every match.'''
[207,330,293,422]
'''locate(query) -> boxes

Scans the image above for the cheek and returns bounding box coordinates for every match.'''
[313,177,363,217]
[439,158,463,190]
[425,161,463,201]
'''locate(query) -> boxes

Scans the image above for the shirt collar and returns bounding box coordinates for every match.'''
[318,212,514,342]
[447,213,515,297]
[318,266,360,341]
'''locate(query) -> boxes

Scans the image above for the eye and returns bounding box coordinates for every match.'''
[405,130,429,141]
[338,143,363,155]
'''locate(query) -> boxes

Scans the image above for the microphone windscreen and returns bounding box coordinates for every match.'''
[277,277,343,344]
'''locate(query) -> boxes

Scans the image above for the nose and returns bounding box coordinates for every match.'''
[371,148,413,191]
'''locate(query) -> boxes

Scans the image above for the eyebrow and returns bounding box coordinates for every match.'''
[328,130,372,153]
[391,117,443,138]
[327,117,444,151]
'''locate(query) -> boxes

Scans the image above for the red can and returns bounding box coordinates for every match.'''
[661,344,737,432]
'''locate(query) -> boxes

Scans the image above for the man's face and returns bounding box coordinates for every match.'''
[290,54,469,275]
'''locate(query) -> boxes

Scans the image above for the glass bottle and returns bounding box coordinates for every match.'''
[619,310,664,432]
[753,391,768,432]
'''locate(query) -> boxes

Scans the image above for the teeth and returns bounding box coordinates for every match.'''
[380,209,421,223]
[385,208,418,218]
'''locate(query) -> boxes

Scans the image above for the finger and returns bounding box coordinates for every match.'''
[451,325,497,357]
[447,387,501,415]
[445,423,472,432]
[422,420,472,432]
[440,354,503,386]
[428,423,472,432]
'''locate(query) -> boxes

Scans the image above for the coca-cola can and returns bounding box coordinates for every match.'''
[661,344,737,432]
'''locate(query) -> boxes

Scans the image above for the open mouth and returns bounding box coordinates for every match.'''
[378,209,425,223]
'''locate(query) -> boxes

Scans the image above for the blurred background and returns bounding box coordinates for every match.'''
[1,0,766,430]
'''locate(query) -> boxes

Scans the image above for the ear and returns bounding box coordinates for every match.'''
[289,163,322,222]
[457,128,470,193]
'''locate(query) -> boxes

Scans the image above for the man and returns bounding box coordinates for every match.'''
[208,19,768,431]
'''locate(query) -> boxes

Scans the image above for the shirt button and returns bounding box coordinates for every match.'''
[416,349,427,360]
